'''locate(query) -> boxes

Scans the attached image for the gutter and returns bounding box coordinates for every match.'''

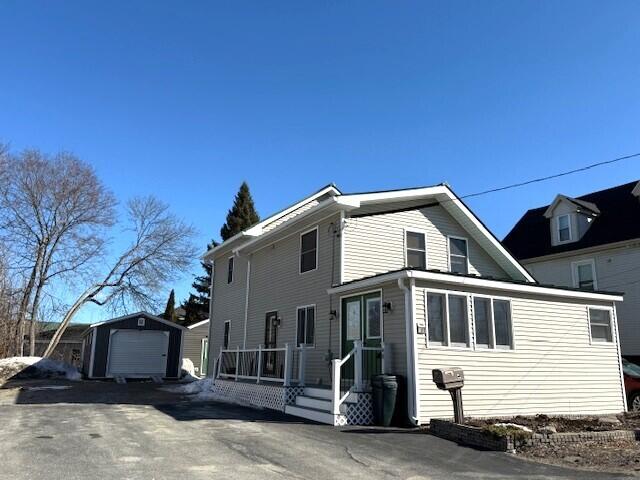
[398,277,420,425]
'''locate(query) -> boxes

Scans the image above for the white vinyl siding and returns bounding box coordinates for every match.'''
[414,284,625,421]
[343,204,507,282]
[524,243,640,356]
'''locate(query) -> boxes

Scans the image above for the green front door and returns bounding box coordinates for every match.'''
[341,292,383,387]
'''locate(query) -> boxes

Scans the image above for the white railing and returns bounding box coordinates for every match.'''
[331,340,387,415]
[215,343,311,386]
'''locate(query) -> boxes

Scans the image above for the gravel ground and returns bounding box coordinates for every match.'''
[519,439,640,477]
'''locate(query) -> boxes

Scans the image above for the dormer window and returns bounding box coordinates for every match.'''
[557,214,571,242]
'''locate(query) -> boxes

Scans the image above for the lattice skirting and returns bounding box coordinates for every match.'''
[345,393,373,425]
[212,380,305,412]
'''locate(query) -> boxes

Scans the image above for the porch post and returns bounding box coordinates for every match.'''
[235,346,240,381]
[354,339,363,391]
[256,344,262,384]
[331,358,341,415]
[217,347,223,378]
[298,345,306,387]
[284,342,292,386]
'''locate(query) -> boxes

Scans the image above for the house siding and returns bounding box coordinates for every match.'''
[413,282,625,422]
[183,322,209,375]
[524,243,640,357]
[343,205,508,283]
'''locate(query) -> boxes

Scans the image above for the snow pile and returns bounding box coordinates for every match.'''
[162,378,259,408]
[180,358,196,377]
[0,357,81,382]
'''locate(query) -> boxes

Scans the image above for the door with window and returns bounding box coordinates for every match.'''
[263,311,279,377]
[341,292,382,387]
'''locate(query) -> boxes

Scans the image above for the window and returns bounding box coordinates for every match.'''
[300,228,318,273]
[227,256,234,284]
[448,237,469,274]
[366,297,381,339]
[296,306,315,347]
[426,292,470,347]
[589,308,613,343]
[557,214,571,242]
[71,349,81,364]
[405,231,426,269]
[223,320,230,348]
[472,297,514,349]
[572,260,596,291]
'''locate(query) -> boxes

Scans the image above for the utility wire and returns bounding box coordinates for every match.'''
[460,152,640,200]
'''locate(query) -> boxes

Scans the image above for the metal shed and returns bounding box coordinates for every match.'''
[81,312,186,379]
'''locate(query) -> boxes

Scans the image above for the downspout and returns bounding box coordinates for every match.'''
[206,259,215,377]
[242,254,251,349]
[398,275,419,425]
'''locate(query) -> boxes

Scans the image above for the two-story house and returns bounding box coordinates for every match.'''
[204,184,626,426]
[504,180,640,364]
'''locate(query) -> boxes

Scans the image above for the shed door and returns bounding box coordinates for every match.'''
[107,330,169,377]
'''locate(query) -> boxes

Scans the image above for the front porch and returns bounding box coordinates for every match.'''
[211,341,388,425]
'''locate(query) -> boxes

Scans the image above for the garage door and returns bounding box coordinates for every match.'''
[107,330,169,377]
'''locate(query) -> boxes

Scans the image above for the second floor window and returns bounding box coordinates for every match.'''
[448,237,469,274]
[297,305,315,347]
[557,214,571,242]
[227,256,234,284]
[300,228,318,273]
[405,231,426,269]
[573,260,596,291]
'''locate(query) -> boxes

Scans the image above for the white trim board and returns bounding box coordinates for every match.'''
[187,319,210,330]
[87,311,188,331]
[327,269,624,302]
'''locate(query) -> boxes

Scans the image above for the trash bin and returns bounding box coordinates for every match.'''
[372,374,398,427]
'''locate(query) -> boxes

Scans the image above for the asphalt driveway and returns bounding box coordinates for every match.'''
[0,379,630,479]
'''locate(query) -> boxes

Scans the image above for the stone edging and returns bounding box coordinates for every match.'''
[429,419,640,453]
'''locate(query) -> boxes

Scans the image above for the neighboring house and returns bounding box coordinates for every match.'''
[204,184,626,426]
[24,323,85,367]
[81,312,186,379]
[183,319,209,377]
[503,180,640,364]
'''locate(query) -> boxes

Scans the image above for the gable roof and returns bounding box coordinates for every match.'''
[208,182,535,282]
[203,184,340,258]
[85,311,187,333]
[543,194,600,218]
[503,180,640,260]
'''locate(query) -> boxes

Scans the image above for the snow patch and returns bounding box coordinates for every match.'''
[0,356,81,382]
[180,358,196,377]
[162,378,259,409]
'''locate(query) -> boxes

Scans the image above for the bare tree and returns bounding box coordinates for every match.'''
[0,149,116,355]
[44,197,196,356]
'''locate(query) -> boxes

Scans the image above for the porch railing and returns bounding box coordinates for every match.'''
[215,343,311,386]
[331,340,387,415]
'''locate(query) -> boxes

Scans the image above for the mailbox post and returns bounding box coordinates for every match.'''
[432,367,464,424]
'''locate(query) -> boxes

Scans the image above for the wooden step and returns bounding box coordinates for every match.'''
[284,405,345,425]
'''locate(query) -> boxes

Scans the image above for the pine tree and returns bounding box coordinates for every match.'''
[182,240,216,325]
[162,289,176,322]
[220,181,260,241]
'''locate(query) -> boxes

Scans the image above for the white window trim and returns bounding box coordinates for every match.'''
[571,259,597,290]
[338,288,384,357]
[295,304,316,348]
[556,214,573,244]
[424,287,472,350]
[227,256,234,284]
[404,228,428,270]
[474,295,515,351]
[299,226,319,275]
[223,320,231,349]
[447,235,470,275]
[365,297,382,340]
[587,306,615,346]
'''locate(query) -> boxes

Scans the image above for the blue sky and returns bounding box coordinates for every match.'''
[1,1,639,323]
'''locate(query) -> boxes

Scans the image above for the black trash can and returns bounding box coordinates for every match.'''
[372,374,398,427]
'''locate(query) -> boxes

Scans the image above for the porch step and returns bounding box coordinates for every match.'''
[303,386,359,403]
[284,405,344,425]
[296,395,346,413]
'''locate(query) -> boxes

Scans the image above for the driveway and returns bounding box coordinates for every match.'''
[0,379,629,479]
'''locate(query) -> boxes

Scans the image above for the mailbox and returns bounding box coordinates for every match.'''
[432,367,464,390]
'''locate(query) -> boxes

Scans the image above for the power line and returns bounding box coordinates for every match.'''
[460,152,640,200]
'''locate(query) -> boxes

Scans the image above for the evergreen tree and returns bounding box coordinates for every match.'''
[182,182,260,325]
[162,289,176,322]
[220,181,260,241]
